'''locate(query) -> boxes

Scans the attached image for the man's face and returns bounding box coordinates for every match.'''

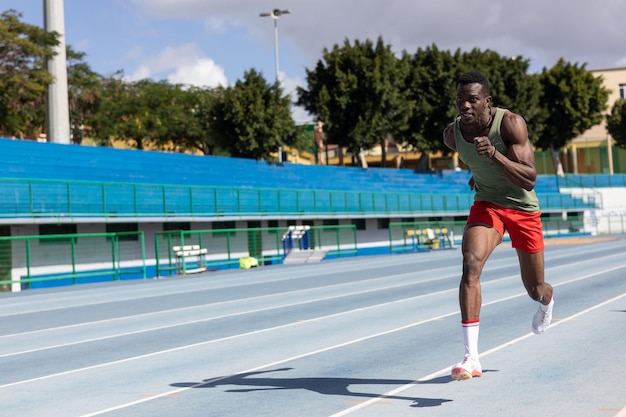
[455,82,491,125]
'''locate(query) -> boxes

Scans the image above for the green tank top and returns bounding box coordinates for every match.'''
[454,108,539,212]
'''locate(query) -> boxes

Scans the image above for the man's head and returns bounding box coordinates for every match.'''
[457,72,491,95]
[455,72,492,125]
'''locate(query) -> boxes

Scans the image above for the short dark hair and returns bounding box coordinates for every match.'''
[457,71,491,95]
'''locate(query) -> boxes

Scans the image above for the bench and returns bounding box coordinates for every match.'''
[173,245,208,274]
[406,227,454,250]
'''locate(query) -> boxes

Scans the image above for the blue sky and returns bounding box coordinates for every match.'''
[6,0,626,123]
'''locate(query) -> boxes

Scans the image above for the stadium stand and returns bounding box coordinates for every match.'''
[0,138,601,220]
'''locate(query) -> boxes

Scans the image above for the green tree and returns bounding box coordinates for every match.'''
[0,9,58,138]
[399,45,458,169]
[91,77,179,150]
[66,47,102,144]
[180,86,223,155]
[297,37,411,166]
[209,69,294,160]
[537,59,610,174]
[606,99,626,149]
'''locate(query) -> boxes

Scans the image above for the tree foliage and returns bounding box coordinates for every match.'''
[399,45,458,164]
[297,37,412,165]
[606,99,626,149]
[0,9,58,138]
[66,47,102,143]
[298,41,543,168]
[209,69,295,160]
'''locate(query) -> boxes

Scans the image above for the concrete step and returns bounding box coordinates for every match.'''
[283,249,327,264]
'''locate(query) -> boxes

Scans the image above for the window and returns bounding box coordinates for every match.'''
[39,224,78,244]
[620,84,626,99]
[323,219,339,226]
[267,220,281,234]
[212,221,236,236]
[352,219,366,230]
[106,223,139,241]
[163,222,191,232]
[212,221,236,230]
[377,218,390,230]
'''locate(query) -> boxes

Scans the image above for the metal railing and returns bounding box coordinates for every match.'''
[0,177,601,220]
[387,213,623,255]
[154,225,358,276]
[1,213,624,292]
[0,231,146,291]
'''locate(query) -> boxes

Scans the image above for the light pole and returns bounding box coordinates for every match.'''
[259,9,291,83]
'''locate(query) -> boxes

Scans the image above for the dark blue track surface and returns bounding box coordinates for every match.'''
[1,236,625,417]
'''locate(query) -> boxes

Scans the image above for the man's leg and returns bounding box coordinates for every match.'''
[517,250,554,334]
[452,224,501,380]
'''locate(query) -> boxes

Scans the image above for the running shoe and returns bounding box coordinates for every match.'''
[451,354,482,380]
[532,301,553,334]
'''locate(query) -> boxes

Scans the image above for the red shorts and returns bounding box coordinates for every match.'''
[467,201,544,253]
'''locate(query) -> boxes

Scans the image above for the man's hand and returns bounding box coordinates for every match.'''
[474,136,496,158]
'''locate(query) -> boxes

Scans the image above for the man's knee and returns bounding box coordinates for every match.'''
[462,253,485,282]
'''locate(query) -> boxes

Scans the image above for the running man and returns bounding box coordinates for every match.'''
[442,71,554,380]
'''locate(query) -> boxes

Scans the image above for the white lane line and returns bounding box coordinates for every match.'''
[2,259,625,362]
[76,308,464,417]
[2,299,462,394]
[329,292,626,417]
[3,246,622,341]
[70,290,625,416]
[0,240,616,317]
[0,264,620,413]
[0,265,455,338]
[0,271,461,357]
[0,256,448,317]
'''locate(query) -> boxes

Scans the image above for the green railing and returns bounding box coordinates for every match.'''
[154,225,358,276]
[0,231,146,291]
[2,213,625,292]
[556,174,626,188]
[387,213,613,254]
[0,177,600,220]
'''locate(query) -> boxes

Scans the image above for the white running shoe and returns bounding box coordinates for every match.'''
[451,354,482,380]
[532,299,554,334]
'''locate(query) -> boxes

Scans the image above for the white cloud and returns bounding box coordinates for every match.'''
[167,58,228,87]
[127,43,227,87]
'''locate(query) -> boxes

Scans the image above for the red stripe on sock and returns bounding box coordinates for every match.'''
[462,319,480,327]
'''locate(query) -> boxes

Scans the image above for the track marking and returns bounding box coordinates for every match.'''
[0,240,619,318]
[70,290,626,416]
[3,247,623,350]
[3,258,624,360]
[329,292,626,417]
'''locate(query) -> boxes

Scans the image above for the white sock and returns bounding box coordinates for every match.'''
[540,297,554,313]
[462,320,480,358]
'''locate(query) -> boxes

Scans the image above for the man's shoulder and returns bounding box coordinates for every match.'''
[497,108,529,143]
[498,108,524,122]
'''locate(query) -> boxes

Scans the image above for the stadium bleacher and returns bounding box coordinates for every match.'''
[0,138,601,219]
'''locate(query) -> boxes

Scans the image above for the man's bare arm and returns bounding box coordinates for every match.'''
[491,112,537,191]
[443,122,457,151]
